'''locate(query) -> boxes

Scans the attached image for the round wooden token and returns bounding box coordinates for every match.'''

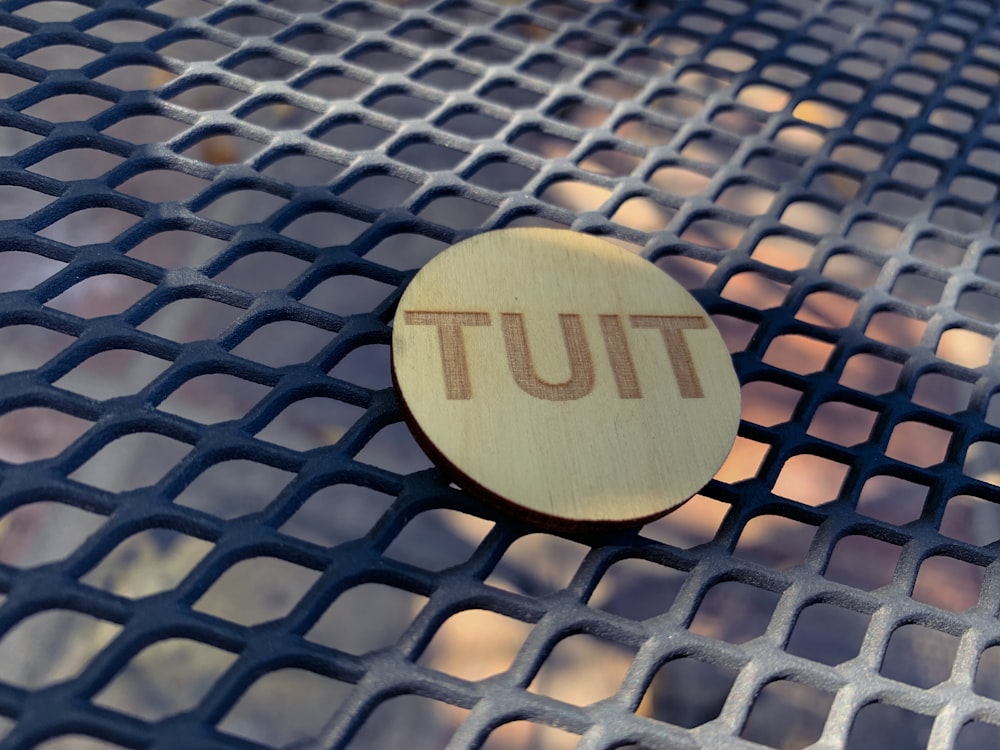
[391,228,740,529]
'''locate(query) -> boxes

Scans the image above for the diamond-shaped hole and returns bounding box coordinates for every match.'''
[22,93,110,123]
[420,609,532,681]
[228,54,301,81]
[393,139,467,170]
[196,188,287,225]
[37,207,141,246]
[786,602,870,666]
[212,251,309,294]
[230,320,333,369]
[937,327,993,369]
[807,400,878,445]
[328,344,392,390]
[383,508,493,572]
[82,528,213,599]
[16,2,89,21]
[579,147,641,177]
[254,395,365,452]
[103,114,188,144]
[0,501,105,567]
[880,623,958,688]
[839,352,902,394]
[195,556,320,626]
[940,494,1000,545]
[20,44,102,69]
[214,665,342,746]
[318,121,392,150]
[589,557,687,620]
[644,656,738,728]
[822,252,882,288]
[957,289,1000,324]
[280,210,370,245]
[486,534,589,596]
[612,196,675,232]
[467,159,535,191]
[29,149,124,181]
[174,459,294,519]
[846,702,932,749]
[965,440,1000,487]
[540,179,612,212]
[280,483,392,546]
[116,169,210,203]
[352,420,434,474]
[96,64,175,91]
[0,185,56,220]
[795,290,858,328]
[913,555,983,612]
[680,217,746,250]
[0,325,75,375]
[241,101,318,130]
[158,373,270,425]
[417,194,495,229]
[0,610,121,689]
[440,111,505,138]
[913,371,973,414]
[70,432,190,492]
[339,174,419,209]
[763,334,835,374]
[716,183,776,214]
[160,38,233,63]
[780,199,839,234]
[181,133,265,165]
[641,494,729,548]
[46,274,153,318]
[741,679,834,749]
[261,153,345,186]
[0,407,91,463]
[529,633,635,706]
[714,436,769,483]
[735,515,816,569]
[306,583,427,654]
[857,475,927,525]
[848,218,903,252]
[886,420,952,467]
[138,297,244,344]
[689,580,780,644]
[721,271,789,308]
[773,454,849,506]
[740,380,801,426]
[825,535,901,591]
[350,694,469,748]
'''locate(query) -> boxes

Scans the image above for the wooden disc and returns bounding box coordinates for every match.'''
[391,228,740,529]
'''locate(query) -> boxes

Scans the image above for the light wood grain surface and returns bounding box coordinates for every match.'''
[392,228,740,528]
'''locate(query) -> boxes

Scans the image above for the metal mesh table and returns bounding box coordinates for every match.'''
[0,0,998,747]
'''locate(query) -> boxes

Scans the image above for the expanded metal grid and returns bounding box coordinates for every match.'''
[0,0,998,747]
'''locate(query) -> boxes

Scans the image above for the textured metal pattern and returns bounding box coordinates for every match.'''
[0,0,998,748]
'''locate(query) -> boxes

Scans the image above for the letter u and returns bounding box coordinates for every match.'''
[500,313,595,401]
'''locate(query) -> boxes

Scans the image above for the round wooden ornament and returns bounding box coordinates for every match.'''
[391,228,740,529]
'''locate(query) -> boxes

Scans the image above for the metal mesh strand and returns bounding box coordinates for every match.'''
[0,0,997,747]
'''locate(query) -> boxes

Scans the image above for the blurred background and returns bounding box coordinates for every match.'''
[0,0,998,748]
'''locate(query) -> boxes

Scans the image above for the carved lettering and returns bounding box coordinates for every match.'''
[403,311,710,401]
[403,311,491,400]
[599,314,642,399]
[500,313,595,401]
[630,315,707,399]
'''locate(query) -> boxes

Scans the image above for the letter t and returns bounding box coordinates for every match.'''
[403,311,491,400]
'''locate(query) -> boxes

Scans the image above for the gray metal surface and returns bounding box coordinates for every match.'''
[0,0,998,748]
